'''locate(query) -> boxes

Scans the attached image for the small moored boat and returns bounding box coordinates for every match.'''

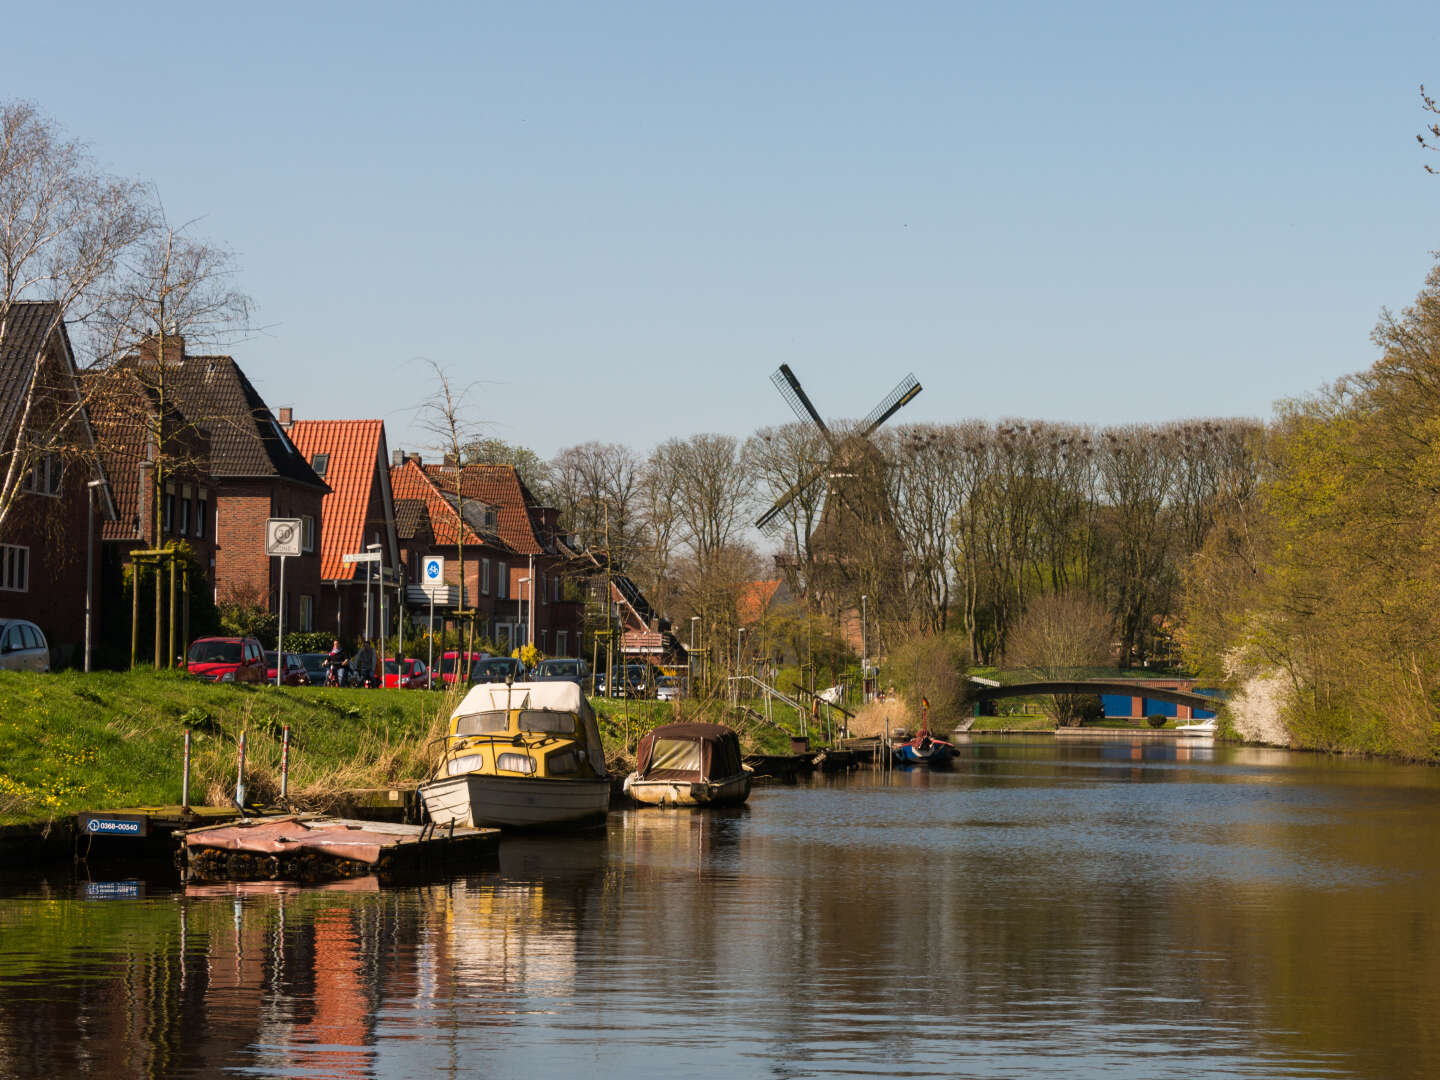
[419,681,611,828]
[624,723,752,807]
[892,697,958,767]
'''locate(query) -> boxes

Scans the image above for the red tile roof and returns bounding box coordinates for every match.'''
[738,579,782,624]
[389,459,507,552]
[287,419,384,580]
[422,463,545,555]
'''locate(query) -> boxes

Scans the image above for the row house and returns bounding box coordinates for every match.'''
[0,302,115,665]
[285,416,402,642]
[110,340,329,631]
[388,455,583,656]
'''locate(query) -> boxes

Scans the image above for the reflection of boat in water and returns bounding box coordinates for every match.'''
[624,723,752,807]
[892,698,958,766]
[419,682,611,828]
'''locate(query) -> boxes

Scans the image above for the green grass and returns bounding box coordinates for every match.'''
[0,672,805,826]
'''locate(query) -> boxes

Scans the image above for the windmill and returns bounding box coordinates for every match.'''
[755,364,923,532]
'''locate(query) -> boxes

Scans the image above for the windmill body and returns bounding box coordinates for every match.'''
[756,364,922,649]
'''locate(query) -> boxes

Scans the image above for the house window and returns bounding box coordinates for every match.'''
[21,454,62,496]
[300,595,314,631]
[0,545,29,592]
[541,572,549,606]
[497,568,507,600]
[553,576,560,603]
[179,498,191,536]
[302,515,316,553]
[196,494,208,539]
[163,491,175,534]
[311,453,329,478]
[557,630,568,656]
[481,558,491,595]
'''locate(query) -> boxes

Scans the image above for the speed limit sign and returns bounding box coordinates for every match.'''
[265,517,303,557]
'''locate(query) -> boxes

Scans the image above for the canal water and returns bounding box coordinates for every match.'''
[2,737,1438,1078]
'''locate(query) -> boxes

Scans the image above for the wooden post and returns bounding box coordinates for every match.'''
[168,554,177,667]
[130,560,140,670]
[153,552,163,670]
[181,565,190,659]
[181,728,192,811]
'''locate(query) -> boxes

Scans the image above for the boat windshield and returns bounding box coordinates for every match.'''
[455,710,509,735]
[518,709,577,734]
[651,738,703,772]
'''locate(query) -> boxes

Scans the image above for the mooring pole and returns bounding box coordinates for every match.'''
[235,730,248,810]
[181,727,192,811]
[280,725,291,801]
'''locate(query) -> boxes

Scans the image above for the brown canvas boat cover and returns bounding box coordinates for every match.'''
[634,723,744,782]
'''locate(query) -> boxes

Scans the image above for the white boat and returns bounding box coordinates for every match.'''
[419,681,611,829]
[1175,716,1218,735]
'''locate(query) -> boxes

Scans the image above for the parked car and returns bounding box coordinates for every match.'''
[264,651,311,686]
[439,650,487,685]
[532,657,590,687]
[655,675,683,702]
[298,652,331,685]
[186,636,267,683]
[383,657,432,689]
[470,656,525,684]
[595,663,651,698]
[0,619,49,673]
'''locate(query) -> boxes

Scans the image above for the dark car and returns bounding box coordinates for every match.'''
[531,657,590,687]
[187,636,267,683]
[264,651,310,686]
[471,656,525,684]
[595,663,650,698]
[298,652,331,685]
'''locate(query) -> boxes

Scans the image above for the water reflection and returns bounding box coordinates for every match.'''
[0,741,1438,1077]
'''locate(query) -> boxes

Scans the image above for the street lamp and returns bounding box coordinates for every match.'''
[84,478,106,673]
[517,577,531,649]
[689,615,700,695]
[860,594,869,704]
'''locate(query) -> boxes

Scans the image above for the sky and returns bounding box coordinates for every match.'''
[8,1,1440,459]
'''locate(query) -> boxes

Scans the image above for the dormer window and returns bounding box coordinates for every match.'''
[312,453,330,478]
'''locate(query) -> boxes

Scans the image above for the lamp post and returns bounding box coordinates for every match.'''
[860,594,869,704]
[689,615,700,695]
[517,576,531,649]
[84,479,106,673]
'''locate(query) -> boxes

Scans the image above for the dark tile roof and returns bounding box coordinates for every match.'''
[0,301,68,436]
[389,460,513,555]
[122,354,327,489]
[394,498,432,542]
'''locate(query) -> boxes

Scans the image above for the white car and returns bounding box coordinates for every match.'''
[0,619,49,673]
[655,675,683,702]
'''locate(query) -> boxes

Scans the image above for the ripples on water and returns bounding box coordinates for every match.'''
[1,738,1438,1078]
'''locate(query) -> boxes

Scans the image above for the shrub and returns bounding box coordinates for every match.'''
[1147,714,1167,728]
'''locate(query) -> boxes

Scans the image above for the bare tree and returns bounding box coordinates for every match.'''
[0,101,148,537]
[1005,591,1113,723]
[653,433,751,566]
[549,441,641,567]
[92,218,252,540]
[747,421,829,597]
[1420,85,1440,173]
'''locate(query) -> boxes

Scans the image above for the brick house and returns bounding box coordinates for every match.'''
[286,417,402,642]
[420,459,582,657]
[114,343,329,631]
[387,455,518,644]
[0,301,115,665]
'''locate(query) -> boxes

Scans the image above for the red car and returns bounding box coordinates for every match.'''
[187,636,267,683]
[438,650,486,684]
[264,651,310,686]
[383,657,432,689]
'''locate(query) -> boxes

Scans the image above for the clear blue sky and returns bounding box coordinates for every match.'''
[10,1,1440,458]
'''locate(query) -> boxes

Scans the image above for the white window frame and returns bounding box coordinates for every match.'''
[557,630,568,656]
[299,594,314,631]
[21,453,62,497]
[196,494,208,539]
[0,544,30,592]
[481,557,491,595]
[497,567,507,600]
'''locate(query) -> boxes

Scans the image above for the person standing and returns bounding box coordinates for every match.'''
[354,639,377,688]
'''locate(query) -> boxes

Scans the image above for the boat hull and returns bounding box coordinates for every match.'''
[419,773,611,829]
[893,741,958,767]
[623,771,752,807]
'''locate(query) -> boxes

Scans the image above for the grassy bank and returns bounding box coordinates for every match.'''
[0,672,802,826]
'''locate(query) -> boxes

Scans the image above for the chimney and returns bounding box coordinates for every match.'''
[138,334,186,366]
[407,453,423,466]
[392,449,405,467]
[443,452,458,467]
[277,407,293,428]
